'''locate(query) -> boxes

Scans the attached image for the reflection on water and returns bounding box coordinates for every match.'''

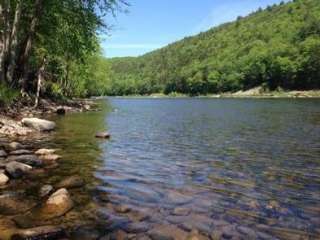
[54,98,320,239]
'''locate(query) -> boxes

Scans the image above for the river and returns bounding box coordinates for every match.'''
[45,98,320,239]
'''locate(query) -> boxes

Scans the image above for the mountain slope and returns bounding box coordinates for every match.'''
[106,0,320,95]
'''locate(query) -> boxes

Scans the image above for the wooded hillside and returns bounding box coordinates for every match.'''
[107,0,320,96]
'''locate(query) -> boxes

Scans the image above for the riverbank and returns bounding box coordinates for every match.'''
[0,99,100,240]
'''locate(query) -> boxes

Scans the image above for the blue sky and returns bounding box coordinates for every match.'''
[101,0,290,58]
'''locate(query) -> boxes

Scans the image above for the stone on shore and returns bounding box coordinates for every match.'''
[11,225,66,240]
[5,161,32,178]
[40,188,74,219]
[56,175,84,189]
[9,149,33,155]
[0,172,9,185]
[7,154,43,167]
[56,107,66,115]
[35,148,56,155]
[39,184,54,198]
[39,154,61,162]
[148,224,188,240]
[8,142,24,151]
[95,131,111,139]
[0,149,7,157]
[21,118,56,132]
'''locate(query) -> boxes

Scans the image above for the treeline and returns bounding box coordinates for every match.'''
[106,0,320,96]
[0,0,125,105]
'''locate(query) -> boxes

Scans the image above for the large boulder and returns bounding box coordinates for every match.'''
[21,118,56,132]
[40,188,73,219]
[7,154,43,167]
[56,175,84,189]
[11,225,66,240]
[5,161,32,178]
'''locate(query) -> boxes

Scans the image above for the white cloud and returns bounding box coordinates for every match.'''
[105,43,164,49]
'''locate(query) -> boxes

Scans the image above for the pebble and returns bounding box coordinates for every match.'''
[39,184,54,198]
[5,161,32,178]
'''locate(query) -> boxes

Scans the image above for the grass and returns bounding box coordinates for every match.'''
[0,83,19,107]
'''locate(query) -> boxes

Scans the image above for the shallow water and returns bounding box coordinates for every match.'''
[47,98,320,238]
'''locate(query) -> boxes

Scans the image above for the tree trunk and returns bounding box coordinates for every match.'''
[34,57,45,108]
[19,0,43,94]
[0,0,10,83]
[6,0,22,85]
[0,3,4,82]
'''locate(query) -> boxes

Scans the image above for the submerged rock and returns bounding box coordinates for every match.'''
[0,193,36,215]
[0,172,9,185]
[95,131,111,139]
[21,118,56,132]
[7,155,43,167]
[35,148,56,155]
[148,224,188,240]
[11,225,66,240]
[5,161,32,178]
[40,188,73,219]
[56,175,84,189]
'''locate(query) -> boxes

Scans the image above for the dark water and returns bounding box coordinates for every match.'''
[50,98,320,239]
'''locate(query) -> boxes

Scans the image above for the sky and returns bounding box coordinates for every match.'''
[101,0,290,58]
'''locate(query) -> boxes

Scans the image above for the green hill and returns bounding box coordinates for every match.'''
[106,0,320,96]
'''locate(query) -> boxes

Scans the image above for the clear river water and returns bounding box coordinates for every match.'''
[43,98,320,239]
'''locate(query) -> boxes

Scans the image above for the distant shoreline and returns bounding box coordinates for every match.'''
[96,89,320,99]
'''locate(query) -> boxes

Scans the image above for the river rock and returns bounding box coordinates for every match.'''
[95,131,111,139]
[8,142,24,151]
[0,172,9,185]
[0,218,18,240]
[5,161,32,178]
[21,118,56,131]
[172,207,190,216]
[11,225,66,240]
[7,154,43,167]
[35,148,56,155]
[39,184,54,198]
[56,175,84,189]
[9,149,33,155]
[56,107,66,115]
[40,188,73,219]
[187,229,210,240]
[39,154,61,162]
[0,193,36,215]
[0,149,7,157]
[148,224,188,240]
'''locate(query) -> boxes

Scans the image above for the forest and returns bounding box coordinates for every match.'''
[106,0,320,96]
[0,0,126,105]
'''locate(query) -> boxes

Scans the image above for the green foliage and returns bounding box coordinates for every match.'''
[0,83,19,106]
[106,0,320,96]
